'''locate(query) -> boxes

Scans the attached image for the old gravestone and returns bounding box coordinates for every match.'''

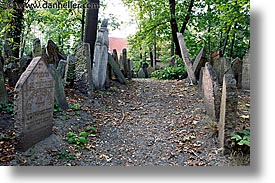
[75,43,93,95]
[49,64,68,110]
[64,54,76,88]
[210,50,223,66]
[57,59,67,79]
[193,47,207,80]
[202,62,221,121]
[107,53,127,84]
[14,57,55,151]
[242,51,250,90]
[213,57,232,85]
[92,19,109,90]
[0,60,8,105]
[198,67,205,94]
[32,38,42,57]
[218,74,238,152]
[231,57,243,89]
[177,33,197,85]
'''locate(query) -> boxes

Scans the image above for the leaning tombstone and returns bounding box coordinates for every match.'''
[0,61,8,105]
[177,33,197,85]
[32,38,42,57]
[14,57,55,151]
[92,19,109,90]
[57,59,67,79]
[48,64,68,110]
[202,62,221,122]
[193,47,207,79]
[75,43,93,95]
[241,51,250,90]
[218,74,238,153]
[107,53,127,84]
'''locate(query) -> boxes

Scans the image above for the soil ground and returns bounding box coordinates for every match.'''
[0,78,250,166]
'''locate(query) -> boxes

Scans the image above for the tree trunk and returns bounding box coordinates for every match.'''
[84,0,99,68]
[81,7,86,42]
[169,0,181,58]
[179,0,195,33]
[222,24,232,55]
[229,22,237,58]
[4,0,24,59]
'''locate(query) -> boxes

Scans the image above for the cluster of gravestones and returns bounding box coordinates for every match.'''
[0,19,129,151]
[176,33,250,153]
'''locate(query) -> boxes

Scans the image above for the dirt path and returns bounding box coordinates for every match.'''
[2,78,250,166]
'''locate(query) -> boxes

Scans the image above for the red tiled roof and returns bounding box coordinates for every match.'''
[109,37,128,54]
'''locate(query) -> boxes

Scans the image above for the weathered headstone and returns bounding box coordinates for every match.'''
[92,19,109,90]
[218,74,238,152]
[64,54,76,88]
[6,62,20,87]
[231,57,243,89]
[107,53,127,84]
[210,50,223,66]
[177,33,197,85]
[202,62,221,121]
[57,59,67,79]
[75,43,93,95]
[14,57,55,151]
[198,67,205,94]
[32,38,42,57]
[111,49,119,79]
[147,66,155,77]
[142,62,149,78]
[213,57,232,85]
[49,64,68,110]
[193,47,207,79]
[138,68,145,78]
[0,60,8,105]
[127,58,132,80]
[47,40,65,67]
[241,51,250,90]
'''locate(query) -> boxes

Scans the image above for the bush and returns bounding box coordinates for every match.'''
[151,65,187,80]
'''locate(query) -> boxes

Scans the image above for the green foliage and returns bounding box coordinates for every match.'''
[85,126,97,132]
[66,131,87,149]
[69,103,81,111]
[231,130,250,147]
[0,101,14,114]
[151,65,186,80]
[53,102,63,113]
[57,152,76,160]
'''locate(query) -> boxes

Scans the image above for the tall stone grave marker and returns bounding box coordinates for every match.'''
[0,60,8,104]
[242,51,250,90]
[193,47,207,79]
[92,19,109,90]
[75,43,93,94]
[202,62,221,121]
[218,74,238,152]
[57,59,67,79]
[177,33,197,85]
[14,57,55,151]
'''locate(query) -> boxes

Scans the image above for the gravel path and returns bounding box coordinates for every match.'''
[3,78,250,166]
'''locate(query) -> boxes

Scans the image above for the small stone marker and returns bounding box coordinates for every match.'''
[218,74,238,152]
[177,33,197,85]
[193,47,207,79]
[14,57,55,151]
[92,19,109,90]
[241,51,250,90]
[75,43,93,94]
[231,57,243,89]
[32,38,42,57]
[202,62,221,121]
[138,68,145,78]
[0,61,8,104]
